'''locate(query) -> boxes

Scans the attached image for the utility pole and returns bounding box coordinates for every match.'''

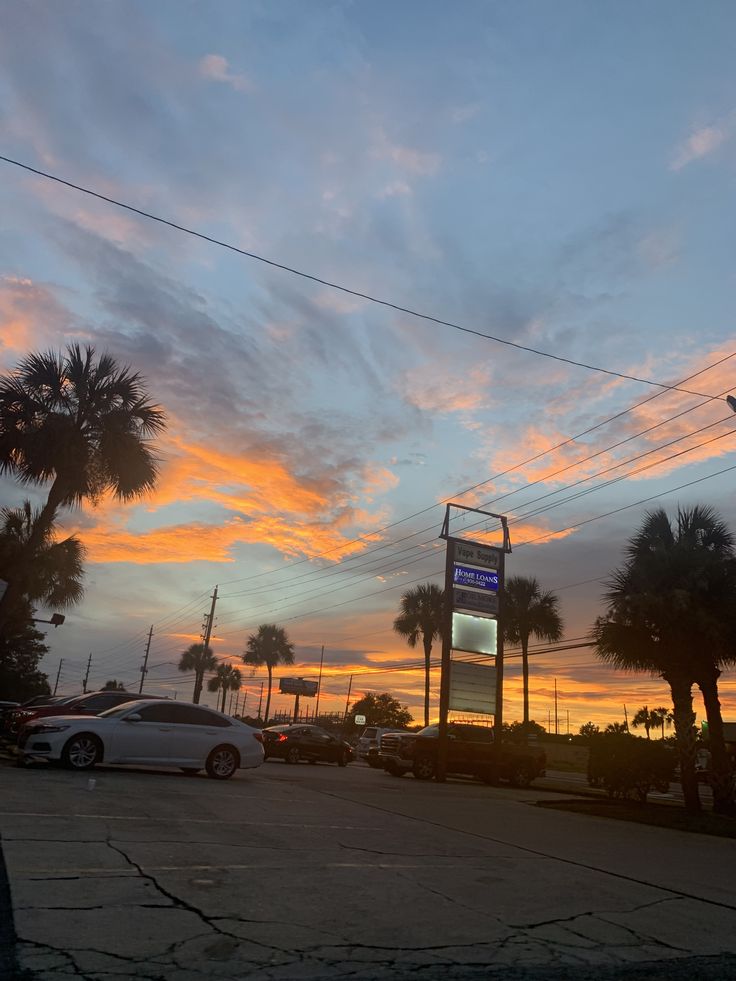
[548,708,551,732]
[228,690,234,715]
[233,692,239,716]
[344,675,353,721]
[624,703,629,731]
[53,659,63,696]
[195,587,218,704]
[139,625,153,694]
[315,644,325,720]
[554,678,558,735]
[566,710,570,736]
[257,681,264,719]
[83,653,92,693]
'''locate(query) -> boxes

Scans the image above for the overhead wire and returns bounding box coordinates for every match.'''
[0,153,728,402]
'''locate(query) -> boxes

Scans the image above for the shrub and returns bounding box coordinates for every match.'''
[587,733,676,803]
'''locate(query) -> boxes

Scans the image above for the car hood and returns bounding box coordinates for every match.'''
[25,714,108,727]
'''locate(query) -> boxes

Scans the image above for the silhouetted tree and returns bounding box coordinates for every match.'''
[349,692,413,728]
[207,662,243,713]
[178,643,217,704]
[393,583,444,728]
[243,624,294,723]
[503,576,563,724]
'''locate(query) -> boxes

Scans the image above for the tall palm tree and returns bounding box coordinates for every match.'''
[207,662,243,713]
[178,643,217,704]
[393,582,445,728]
[593,505,736,815]
[0,501,85,613]
[631,705,657,739]
[0,344,165,630]
[243,624,294,723]
[650,706,673,740]
[503,576,563,726]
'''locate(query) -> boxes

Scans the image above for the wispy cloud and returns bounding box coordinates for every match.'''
[198,53,252,92]
[670,122,728,171]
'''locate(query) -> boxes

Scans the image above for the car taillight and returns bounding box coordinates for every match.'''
[253,732,263,743]
[278,734,288,742]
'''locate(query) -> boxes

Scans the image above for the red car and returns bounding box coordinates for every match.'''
[3,690,161,741]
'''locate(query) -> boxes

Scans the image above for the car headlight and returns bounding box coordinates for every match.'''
[37,724,71,733]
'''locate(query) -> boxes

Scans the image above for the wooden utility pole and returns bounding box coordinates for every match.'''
[344,675,353,720]
[315,644,325,720]
[139,626,153,694]
[624,703,629,731]
[554,678,558,735]
[83,653,92,693]
[195,587,218,704]
[53,659,63,696]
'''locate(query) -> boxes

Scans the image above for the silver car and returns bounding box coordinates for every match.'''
[18,699,264,780]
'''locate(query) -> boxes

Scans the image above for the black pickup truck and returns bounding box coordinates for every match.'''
[379,722,546,787]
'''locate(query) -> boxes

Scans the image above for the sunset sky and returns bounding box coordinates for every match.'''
[1,1,735,729]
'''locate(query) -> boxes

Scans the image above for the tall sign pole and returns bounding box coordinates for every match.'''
[438,504,511,782]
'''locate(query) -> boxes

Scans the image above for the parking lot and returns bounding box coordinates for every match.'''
[2,757,736,980]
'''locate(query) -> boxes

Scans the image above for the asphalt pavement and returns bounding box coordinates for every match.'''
[1,757,735,980]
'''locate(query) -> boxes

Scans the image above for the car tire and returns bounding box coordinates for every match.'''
[384,761,404,777]
[205,745,239,780]
[413,756,436,781]
[180,768,200,776]
[62,734,102,771]
[285,746,300,765]
[508,765,533,789]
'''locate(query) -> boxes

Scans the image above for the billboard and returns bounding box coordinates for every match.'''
[278,678,318,697]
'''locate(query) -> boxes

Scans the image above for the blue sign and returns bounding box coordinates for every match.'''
[453,563,499,592]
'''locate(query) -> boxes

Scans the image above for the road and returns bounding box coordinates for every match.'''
[1,757,735,980]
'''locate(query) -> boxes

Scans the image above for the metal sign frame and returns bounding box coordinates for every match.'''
[437,504,512,781]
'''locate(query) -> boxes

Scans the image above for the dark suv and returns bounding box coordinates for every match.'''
[3,690,162,741]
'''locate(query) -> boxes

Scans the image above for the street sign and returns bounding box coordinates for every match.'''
[452,541,500,569]
[354,714,366,725]
[448,661,496,714]
[279,678,318,697]
[453,587,498,616]
[452,563,499,592]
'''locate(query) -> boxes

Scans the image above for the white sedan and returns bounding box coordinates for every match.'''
[18,699,264,780]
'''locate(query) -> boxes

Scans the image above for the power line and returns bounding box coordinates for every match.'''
[1,153,730,400]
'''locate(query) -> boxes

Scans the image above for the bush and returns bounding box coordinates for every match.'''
[587,733,676,803]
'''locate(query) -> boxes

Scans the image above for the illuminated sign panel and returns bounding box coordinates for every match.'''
[452,612,497,656]
[279,678,318,697]
[449,661,497,714]
[452,563,499,593]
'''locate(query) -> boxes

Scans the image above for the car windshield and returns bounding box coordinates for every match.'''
[99,702,144,719]
[416,725,439,738]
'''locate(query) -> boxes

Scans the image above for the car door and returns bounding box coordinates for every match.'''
[164,705,235,765]
[109,703,182,764]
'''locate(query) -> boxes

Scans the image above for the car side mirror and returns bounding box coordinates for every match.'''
[126,713,142,723]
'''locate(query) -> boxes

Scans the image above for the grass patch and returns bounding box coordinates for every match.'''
[538,797,736,839]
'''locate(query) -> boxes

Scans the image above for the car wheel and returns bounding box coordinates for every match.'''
[384,761,404,777]
[205,745,239,780]
[180,768,200,776]
[62,734,102,771]
[285,746,300,764]
[508,765,533,789]
[337,751,348,767]
[413,756,436,781]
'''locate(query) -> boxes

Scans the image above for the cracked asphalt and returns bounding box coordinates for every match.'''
[2,758,736,980]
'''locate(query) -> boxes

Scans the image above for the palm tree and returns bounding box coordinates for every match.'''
[243,624,294,723]
[0,501,85,613]
[393,582,445,728]
[207,662,243,713]
[0,344,165,630]
[503,576,563,726]
[593,505,736,815]
[650,706,673,740]
[631,705,656,739]
[178,643,217,704]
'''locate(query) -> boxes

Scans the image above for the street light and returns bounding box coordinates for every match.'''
[727,396,736,413]
[32,613,65,628]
